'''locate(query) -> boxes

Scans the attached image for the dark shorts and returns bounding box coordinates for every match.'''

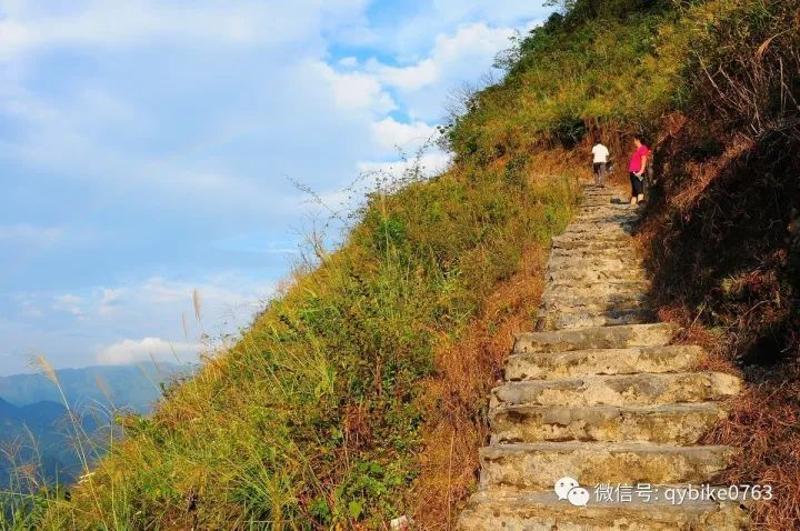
[593,162,607,182]
[630,172,645,196]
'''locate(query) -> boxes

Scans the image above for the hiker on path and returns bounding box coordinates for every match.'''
[591,137,609,187]
[628,134,650,206]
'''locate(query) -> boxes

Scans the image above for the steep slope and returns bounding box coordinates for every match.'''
[35,164,578,528]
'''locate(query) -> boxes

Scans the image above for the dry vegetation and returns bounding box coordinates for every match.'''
[409,152,588,530]
[635,2,800,526]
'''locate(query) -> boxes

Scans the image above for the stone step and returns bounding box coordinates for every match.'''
[514,323,678,353]
[547,267,647,283]
[458,489,748,530]
[490,402,727,444]
[546,256,643,272]
[581,196,618,203]
[578,204,624,212]
[479,442,736,490]
[540,290,647,307]
[575,212,640,224]
[505,345,706,381]
[550,246,635,260]
[539,296,649,314]
[552,236,635,251]
[562,222,636,236]
[583,187,615,194]
[579,199,628,208]
[575,201,637,211]
[552,232,632,245]
[544,279,650,299]
[539,299,648,318]
[489,372,742,409]
[539,293,647,312]
[537,307,654,331]
[581,191,617,199]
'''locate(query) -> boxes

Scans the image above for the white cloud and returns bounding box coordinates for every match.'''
[316,62,396,115]
[2,273,274,374]
[86,276,273,328]
[357,151,452,180]
[384,22,513,87]
[371,117,437,152]
[375,58,439,90]
[98,288,124,317]
[0,2,329,59]
[352,22,522,121]
[371,1,549,59]
[97,337,201,365]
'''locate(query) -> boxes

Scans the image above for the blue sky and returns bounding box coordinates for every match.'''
[0,1,554,376]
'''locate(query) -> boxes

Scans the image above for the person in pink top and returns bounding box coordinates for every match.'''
[628,134,650,206]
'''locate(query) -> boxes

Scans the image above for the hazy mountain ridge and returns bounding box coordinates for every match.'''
[0,363,192,413]
[0,364,192,488]
[0,397,74,487]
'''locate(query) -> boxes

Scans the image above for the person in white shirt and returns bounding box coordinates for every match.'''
[591,137,610,187]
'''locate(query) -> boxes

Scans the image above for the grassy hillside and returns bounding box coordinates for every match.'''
[24,158,576,529]
[10,0,799,528]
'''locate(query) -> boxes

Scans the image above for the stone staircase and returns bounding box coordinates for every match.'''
[458,186,748,530]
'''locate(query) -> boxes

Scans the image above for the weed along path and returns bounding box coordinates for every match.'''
[458,185,749,530]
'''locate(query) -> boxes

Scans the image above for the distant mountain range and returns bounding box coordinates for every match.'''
[0,362,192,413]
[0,363,193,488]
[0,397,74,487]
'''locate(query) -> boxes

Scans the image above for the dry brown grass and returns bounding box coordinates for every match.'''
[404,145,582,531]
[409,246,546,530]
[702,371,800,528]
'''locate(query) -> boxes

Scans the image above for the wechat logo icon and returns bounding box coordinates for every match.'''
[554,476,590,507]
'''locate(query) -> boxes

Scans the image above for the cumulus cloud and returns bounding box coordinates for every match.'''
[375,58,439,91]
[367,23,518,120]
[357,151,452,180]
[86,276,274,331]
[371,1,549,59]
[2,273,273,374]
[97,337,201,365]
[371,117,437,152]
[316,62,396,115]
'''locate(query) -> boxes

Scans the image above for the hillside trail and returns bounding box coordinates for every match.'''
[457,184,749,530]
